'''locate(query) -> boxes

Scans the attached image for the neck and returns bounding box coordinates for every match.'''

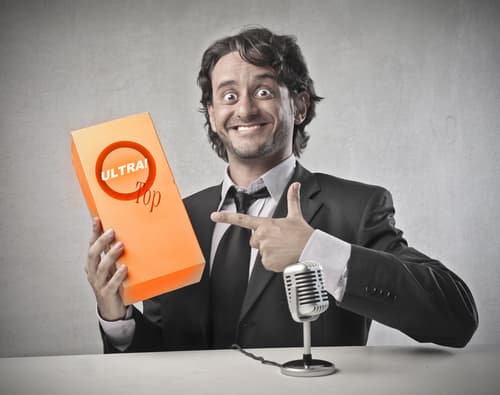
[227,154,291,188]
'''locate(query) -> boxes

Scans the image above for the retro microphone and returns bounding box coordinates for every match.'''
[281,261,336,377]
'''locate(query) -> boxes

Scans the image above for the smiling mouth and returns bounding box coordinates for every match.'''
[230,123,268,132]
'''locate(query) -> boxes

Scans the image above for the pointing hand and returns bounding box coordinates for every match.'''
[211,182,314,272]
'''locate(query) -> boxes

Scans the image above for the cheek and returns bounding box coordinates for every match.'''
[269,97,293,120]
[260,102,283,122]
[276,105,295,129]
[211,107,231,129]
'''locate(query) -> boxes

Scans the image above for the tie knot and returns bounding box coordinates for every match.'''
[230,186,270,214]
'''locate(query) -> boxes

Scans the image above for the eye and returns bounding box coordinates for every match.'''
[255,88,273,98]
[223,92,238,102]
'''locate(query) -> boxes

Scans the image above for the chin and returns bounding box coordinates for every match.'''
[228,141,267,157]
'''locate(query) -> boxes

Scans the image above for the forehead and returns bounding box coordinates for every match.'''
[210,52,277,88]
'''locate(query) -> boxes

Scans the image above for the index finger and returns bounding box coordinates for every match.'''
[210,211,265,230]
[89,217,103,246]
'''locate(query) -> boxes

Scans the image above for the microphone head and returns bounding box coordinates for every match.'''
[283,261,329,323]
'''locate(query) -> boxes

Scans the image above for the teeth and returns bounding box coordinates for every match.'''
[236,124,262,131]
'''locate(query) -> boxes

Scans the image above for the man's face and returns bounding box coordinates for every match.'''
[207,52,297,165]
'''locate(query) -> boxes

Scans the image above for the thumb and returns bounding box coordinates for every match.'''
[286,182,303,219]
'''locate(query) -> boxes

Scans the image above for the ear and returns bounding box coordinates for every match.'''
[207,103,217,132]
[293,92,310,125]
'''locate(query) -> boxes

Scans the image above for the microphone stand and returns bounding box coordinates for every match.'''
[280,321,336,377]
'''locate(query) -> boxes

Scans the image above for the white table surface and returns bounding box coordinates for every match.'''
[1,344,498,395]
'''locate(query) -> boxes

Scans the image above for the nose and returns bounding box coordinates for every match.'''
[236,93,258,120]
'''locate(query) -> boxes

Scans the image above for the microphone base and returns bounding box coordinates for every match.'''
[280,359,336,377]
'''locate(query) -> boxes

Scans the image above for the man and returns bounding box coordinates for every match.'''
[86,27,478,353]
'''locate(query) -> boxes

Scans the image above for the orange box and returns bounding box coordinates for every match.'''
[71,112,205,305]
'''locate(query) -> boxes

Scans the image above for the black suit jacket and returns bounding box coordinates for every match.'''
[101,163,478,352]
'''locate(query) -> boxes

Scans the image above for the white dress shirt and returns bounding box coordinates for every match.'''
[99,156,352,350]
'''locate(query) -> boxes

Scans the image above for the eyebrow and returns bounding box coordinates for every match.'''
[214,72,278,92]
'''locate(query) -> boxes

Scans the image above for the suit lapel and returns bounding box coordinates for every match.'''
[239,163,323,321]
[187,185,221,344]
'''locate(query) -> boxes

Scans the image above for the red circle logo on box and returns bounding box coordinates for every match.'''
[95,141,156,201]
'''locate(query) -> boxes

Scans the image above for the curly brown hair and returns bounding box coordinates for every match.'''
[197,27,323,162]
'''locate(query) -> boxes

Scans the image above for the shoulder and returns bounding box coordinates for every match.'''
[303,169,396,218]
[312,171,389,200]
[307,171,397,232]
[182,184,221,214]
[183,184,221,204]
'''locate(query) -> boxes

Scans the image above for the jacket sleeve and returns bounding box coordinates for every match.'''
[100,296,163,353]
[339,188,478,347]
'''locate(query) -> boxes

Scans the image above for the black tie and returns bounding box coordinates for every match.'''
[210,186,270,348]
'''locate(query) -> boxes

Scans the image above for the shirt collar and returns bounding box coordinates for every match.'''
[219,155,296,207]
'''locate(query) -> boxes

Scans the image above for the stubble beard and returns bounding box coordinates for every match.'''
[224,125,291,162]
